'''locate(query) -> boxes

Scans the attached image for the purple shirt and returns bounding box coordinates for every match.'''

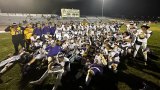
[42,26,51,34]
[33,28,42,36]
[45,45,62,57]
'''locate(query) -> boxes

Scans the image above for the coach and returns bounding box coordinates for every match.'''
[5,23,25,55]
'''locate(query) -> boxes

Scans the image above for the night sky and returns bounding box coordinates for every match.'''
[0,0,159,17]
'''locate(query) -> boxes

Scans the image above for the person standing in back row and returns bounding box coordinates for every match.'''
[24,24,34,51]
[5,23,25,55]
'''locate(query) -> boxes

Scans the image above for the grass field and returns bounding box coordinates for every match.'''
[0,23,160,90]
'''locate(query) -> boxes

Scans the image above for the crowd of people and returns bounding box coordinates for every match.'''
[0,20,153,90]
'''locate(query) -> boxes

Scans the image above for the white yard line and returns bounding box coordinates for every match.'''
[0,31,9,33]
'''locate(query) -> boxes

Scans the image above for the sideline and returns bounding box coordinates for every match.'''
[0,31,9,33]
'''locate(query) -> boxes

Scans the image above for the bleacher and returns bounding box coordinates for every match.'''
[86,16,100,23]
[0,13,58,25]
[0,13,113,32]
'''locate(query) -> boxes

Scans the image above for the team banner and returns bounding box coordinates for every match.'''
[61,9,80,17]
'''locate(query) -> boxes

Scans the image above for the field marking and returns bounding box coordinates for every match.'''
[0,31,9,33]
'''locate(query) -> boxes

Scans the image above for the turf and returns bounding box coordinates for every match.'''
[0,23,160,90]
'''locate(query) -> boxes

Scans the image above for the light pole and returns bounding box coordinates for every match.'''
[102,0,104,17]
